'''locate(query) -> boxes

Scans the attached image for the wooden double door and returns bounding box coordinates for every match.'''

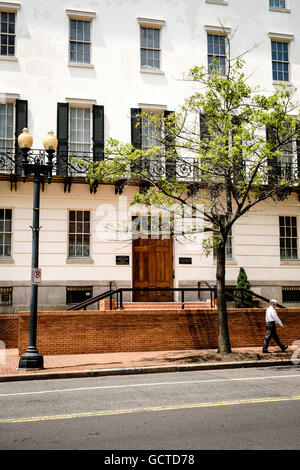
[132,237,173,302]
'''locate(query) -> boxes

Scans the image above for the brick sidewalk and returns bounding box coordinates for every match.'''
[0,347,294,379]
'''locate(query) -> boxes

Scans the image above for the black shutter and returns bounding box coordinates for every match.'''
[93,105,104,161]
[200,113,209,141]
[164,110,176,179]
[266,125,279,183]
[14,99,28,174]
[232,116,245,180]
[56,103,69,176]
[131,108,142,174]
[131,108,142,149]
[296,124,300,180]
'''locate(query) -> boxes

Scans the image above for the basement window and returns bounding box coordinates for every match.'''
[66,286,92,305]
[0,286,12,305]
[282,286,300,303]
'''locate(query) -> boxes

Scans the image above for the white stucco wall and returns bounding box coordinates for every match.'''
[1,0,300,146]
[1,0,300,306]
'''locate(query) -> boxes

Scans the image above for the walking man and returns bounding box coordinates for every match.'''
[262,299,288,353]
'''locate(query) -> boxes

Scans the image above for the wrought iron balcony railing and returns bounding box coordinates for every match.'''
[0,147,299,185]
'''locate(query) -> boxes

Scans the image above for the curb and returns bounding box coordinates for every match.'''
[0,358,296,383]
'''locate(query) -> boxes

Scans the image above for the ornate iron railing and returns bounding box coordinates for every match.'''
[0,147,299,184]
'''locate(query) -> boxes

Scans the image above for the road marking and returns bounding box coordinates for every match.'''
[0,373,299,398]
[1,395,300,424]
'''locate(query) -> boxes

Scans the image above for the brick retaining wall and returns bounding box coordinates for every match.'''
[0,315,19,349]
[16,308,300,356]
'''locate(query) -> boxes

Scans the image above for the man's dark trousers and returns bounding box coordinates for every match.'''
[263,321,284,352]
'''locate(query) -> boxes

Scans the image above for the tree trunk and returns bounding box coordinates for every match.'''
[216,243,232,354]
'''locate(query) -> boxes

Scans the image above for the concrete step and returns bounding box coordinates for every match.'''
[121,301,213,310]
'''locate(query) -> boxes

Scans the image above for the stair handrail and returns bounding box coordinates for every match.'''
[67,288,119,311]
[66,286,285,311]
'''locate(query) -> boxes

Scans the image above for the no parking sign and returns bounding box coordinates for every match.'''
[33,268,42,285]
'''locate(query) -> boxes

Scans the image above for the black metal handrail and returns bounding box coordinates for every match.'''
[67,285,284,311]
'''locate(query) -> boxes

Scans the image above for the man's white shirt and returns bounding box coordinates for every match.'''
[265,305,283,326]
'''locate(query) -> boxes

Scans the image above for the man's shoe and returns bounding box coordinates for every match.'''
[262,350,271,354]
[281,345,288,352]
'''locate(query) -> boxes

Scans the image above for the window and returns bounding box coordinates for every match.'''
[141,113,162,151]
[140,27,160,70]
[0,102,14,149]
[266,123,298,182]
[66,286,92,305]
[0,208,12,257]
[282,286,300,303]
[269,0,286,8]
[279,216,298,260]
[213,228,233,259]
[69,19,91,64]
[69,107,91,154]
[0,287,12,306]
[137,18,165,73]
[66,10,96,67]
[271,41,289,82]
[68,210,90,258]
[207,34,226,74]
[0,11,15,56]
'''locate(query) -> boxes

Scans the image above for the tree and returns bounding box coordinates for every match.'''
[84,36,300,354]
[233,267,252,308]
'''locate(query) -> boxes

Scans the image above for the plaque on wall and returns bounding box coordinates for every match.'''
[179,257,192,265]
[116,255,130,265]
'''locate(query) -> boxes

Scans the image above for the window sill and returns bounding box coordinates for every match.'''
[280,260,300,265]
[0,258,14,264]
[140,68,165,75]
[273,81,293,87]
[68,62,94,69]
[66,258,94,264]
[213,258,237,265]
[269,7,291,13]
[205,0,228,5]
[0,55,18,62]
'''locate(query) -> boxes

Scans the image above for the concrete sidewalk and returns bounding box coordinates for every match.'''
[0,347,296,382]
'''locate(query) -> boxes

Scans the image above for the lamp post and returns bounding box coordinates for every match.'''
[18,129,58,370]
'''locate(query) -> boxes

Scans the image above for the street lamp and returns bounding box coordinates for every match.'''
[18,129,58,370]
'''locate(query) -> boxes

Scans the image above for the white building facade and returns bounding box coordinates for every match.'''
[1,0,300,312]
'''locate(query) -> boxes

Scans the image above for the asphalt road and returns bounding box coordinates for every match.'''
[0,365,299,451]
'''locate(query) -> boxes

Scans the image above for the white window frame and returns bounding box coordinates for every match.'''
[66,9,96,69]
[0,207,12,259]
[139,104,166,151]
[279,216,298,261]
[137,18,165,75]
[0,2,20,61]
[68,209,91,259]
[0,93,19,175]
[268,32,294,85]
[204,25,231,75]
[0,99,14,149]
[269,0,290,13]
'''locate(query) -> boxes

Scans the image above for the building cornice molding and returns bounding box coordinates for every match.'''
[0,92,20,102]
[66,9,96,20]
[0,2,21,12]
[65,97,97,107]
[204,24,231,35]
[268,32,294,41]
[137,17,165,28]
[138,103,167,112]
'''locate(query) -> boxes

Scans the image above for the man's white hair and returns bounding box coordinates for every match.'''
[270,299,277,304]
